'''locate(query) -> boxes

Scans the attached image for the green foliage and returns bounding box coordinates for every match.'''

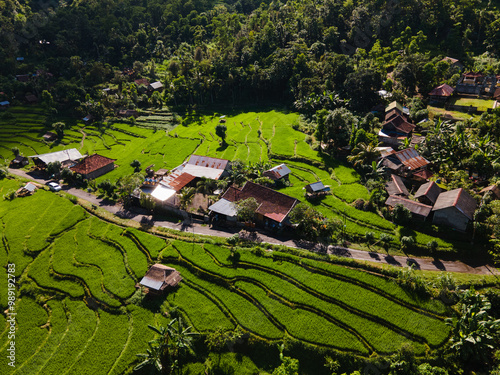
[445,288,500,364]
[392,204,412,225]
[235,197,259,222]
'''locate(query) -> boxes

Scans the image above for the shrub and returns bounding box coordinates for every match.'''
[227,234,239,246]
[3,190,16,201]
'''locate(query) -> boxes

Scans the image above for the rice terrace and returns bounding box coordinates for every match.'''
[2,104,492,375]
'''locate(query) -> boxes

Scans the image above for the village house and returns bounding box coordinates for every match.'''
[378,102,415,147]
[380,148,431,180]
[70,154,116,179]
[118,109,139,118]
[42,131,58,142]
[480,184,500,200]
[10,155,29,168]
[440,57,464,71]
[150,155,231,207]
[263,163,291,182]
[210,181,299,228]
[139,264,182,295]
[30,148,84,169]
[304,181,331,196]
[455,72,497,97]
[414,181,442,206]
[384,174,409,197]
[148,81,163,92]
[428,84,454,104]
[385,195,433,221]
[432,188,477,231]
[180,155,231,180]
[16,182,37,197]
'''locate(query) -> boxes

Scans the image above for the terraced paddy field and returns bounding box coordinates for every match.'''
[1,106,454,250]
[0,180,453,374]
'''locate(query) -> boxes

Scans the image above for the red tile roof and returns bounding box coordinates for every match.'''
[429,84,454,97]
[70,154,115,175]
[222,181,299,223]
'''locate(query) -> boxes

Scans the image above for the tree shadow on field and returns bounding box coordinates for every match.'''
[140,294,166,313]
[216,142,228,152]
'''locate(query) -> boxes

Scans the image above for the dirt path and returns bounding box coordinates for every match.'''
[8,168,499,276]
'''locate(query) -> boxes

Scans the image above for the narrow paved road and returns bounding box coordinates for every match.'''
[9,168,499,276]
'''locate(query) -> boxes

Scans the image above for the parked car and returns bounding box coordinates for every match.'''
[47,181,62,192]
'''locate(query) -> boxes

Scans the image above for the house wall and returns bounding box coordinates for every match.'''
[84,163,115,180]
[433,207,469,231]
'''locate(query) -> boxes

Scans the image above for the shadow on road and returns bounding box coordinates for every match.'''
[406,258,421,270]
[384,255,401,266]
[432,258,446,271]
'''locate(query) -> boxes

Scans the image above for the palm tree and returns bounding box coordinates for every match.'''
[347,143,380,168]
[196,177,217,195]
[135,342,164,374]
[178,187,195,211]
[135,318,198,375]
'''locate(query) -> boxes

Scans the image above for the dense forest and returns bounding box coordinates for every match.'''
[1,0,500,110]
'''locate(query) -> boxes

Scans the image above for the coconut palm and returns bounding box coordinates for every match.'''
[347,142,380,168]
[178,187,195,210]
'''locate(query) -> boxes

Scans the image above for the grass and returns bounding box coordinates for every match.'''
[451,97,495,111]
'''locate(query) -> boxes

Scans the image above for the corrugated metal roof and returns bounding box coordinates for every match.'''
[30,148,83,165]
[307,181,327,192]
[415,181,441,204]
[149,81,163,89]
[432,188,477,220]
[395,148,429,170]
[24,183,36,192]
[222,181,299,223]
[139,277,164,290]
[163,172,196,192]
[208,198,237,217]
[187,155,229,170]
[385,195,432,218]
[151,185,176,202]
[264,164,291,180]
[385,175,409,196]
[182,164,224,180]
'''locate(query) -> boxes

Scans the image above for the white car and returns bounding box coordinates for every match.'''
[47,181,62,192]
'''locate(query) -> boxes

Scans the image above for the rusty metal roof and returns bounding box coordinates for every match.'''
[385,175,409,196]
[414,181,441,204]
[391,148,429,170]
[187,155,230,170]
[385,195,433,218]
[432,188,477,221]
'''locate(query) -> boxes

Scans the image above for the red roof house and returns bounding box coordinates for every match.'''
[222,181,299,225]
[429,84,454,98]
[70,154,115,179]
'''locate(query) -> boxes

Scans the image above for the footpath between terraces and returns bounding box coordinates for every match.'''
[8,168,499,276]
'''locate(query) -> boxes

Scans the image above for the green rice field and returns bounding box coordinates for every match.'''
[0,106,454,249]
[0,183,452,374]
